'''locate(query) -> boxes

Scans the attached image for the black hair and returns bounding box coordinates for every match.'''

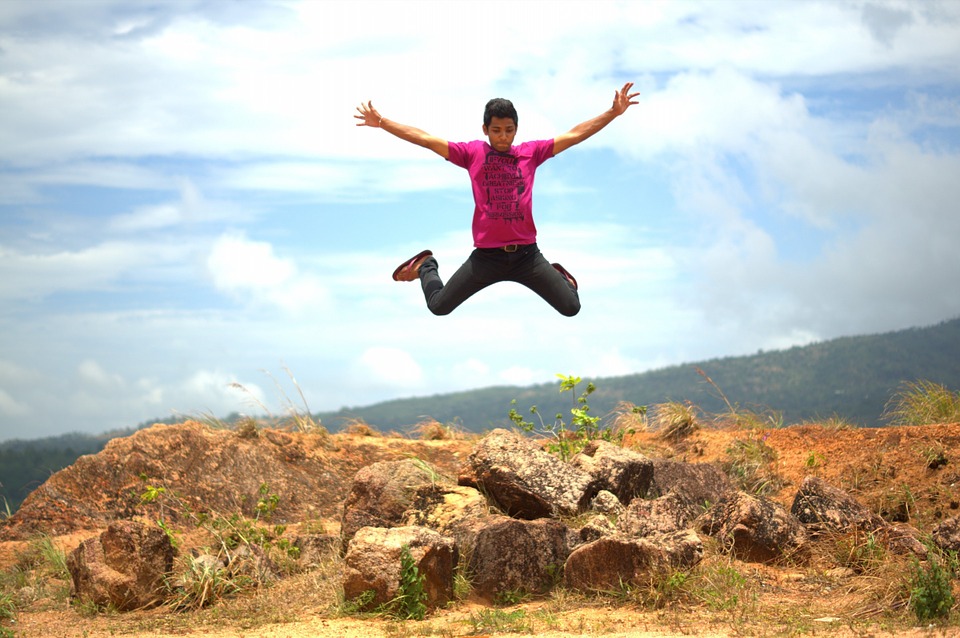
[483,98,518,128]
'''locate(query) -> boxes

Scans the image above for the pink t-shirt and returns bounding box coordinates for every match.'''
[447,139,555,248]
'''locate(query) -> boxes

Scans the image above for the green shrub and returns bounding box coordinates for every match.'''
[510,375,632,460]
[907,549,956,623]
[0,589,15,638]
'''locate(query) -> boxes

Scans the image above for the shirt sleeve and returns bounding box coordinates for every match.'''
[446,141,474,169]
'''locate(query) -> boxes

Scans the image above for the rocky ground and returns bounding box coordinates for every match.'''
[2,419,960,637]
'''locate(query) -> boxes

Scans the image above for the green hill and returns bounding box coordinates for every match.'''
[317,317,960,432]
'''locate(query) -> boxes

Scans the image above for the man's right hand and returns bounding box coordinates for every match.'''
[354,100,383,127]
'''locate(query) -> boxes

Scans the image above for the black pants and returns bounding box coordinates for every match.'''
[418,243,580,317]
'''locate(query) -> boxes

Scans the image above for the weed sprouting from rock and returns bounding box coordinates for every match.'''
[510,374,640,460]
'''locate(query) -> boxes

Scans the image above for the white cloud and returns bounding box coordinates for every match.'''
[0,389,31,418]
[2,0,959,441]
[206,232,330,314]
[0,240,190,302]
[355,347,424,389]
[78,359,124,389]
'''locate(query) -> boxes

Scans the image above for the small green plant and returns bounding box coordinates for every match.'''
[689,562,750,612]
[339,589,377,616]
[0,492,12,520]
[493,588,530,606]
[884,380,960,426]
[465,607,533,633]
[804,450,825,471]
[388,545,427,620]
[0,590,16,633]
[835,530,886,574]
[510,374,621,460]
[907,548,957,623]
[33,536,68,580]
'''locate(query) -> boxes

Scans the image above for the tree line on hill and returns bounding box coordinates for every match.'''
[2,317,958,515]
[317,317,960,433]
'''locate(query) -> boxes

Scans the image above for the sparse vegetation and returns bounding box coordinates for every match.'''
[465,607,534,633]
[510,374,632,460]
[410,418,464,441]
[342,418,380,437]
[834,529,887,574]
[649,400,700,440]
[907,546,957,623]
[138,481,300,610]
[884,379,960,426]
[8,370,960,636]
[0,590,15,638]
[723,434,781,495]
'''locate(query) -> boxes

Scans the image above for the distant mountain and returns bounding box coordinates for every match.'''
[317,318,960,433]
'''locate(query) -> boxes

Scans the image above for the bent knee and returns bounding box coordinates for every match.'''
[427,302,454,316]
[558,300,581,317]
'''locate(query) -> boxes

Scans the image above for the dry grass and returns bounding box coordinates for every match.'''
[409,418,465,441]
[341,418,380,437]
[884,380,960,426]
[649,401,700,441]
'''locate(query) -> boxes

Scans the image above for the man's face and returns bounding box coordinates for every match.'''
[483,116,517,152]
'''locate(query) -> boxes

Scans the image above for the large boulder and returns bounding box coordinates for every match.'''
[458,429,596,519]
[66,521,176,611]
[340,458,451,551]
[698,491,809,563]
[563,530,703,592]
[648,458,733,507]
[341,526,457,612]
[790,476,886,535]
[570,440,654,505]
[450,515,573,600]
[402,484,490,535]
[618,491,698,538]
[790,476,925,556]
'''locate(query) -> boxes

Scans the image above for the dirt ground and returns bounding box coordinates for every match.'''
[4,422,960,637]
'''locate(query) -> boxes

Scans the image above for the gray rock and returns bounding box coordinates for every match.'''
[563,530,703,591]
[790,476,886,535]
[458,429,595,519]
[649,458,733,508]
[932,515,960,553]
[570,440,654,505]
[619,491,697,538]
[699,491,809,563]
[450,514,571,600]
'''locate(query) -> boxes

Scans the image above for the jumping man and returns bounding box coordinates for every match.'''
[355,82,639,317]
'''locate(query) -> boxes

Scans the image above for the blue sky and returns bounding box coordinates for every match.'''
[2,0,959,441]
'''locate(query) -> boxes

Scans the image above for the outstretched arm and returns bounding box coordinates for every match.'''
[355,101,449,159]
[552,82,640,156]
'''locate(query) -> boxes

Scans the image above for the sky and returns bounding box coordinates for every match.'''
[1,0,959,442]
